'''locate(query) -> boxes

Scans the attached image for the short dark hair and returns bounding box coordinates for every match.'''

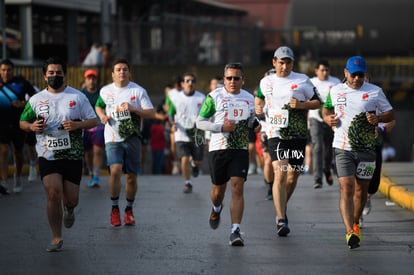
[182,72,197,82]
[42,56,67,75]
[224,62,244,76]
[112,58,130,71]
[315,59,330,68]
[0,59,14,68]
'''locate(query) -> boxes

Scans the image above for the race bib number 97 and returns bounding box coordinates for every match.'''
[227,101,249,121]
[356,161,376,180]
[46,130,71,150]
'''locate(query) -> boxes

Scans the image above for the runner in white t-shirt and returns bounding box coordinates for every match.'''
[20,57,98,252]
[167,72,205,193]
[322,56,395,249]
[197,63,260,246]
[255,46,322,237]
[95,58,155,228]
[309,60,341,188]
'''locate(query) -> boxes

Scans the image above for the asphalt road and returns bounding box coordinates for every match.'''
[1,173,413,275]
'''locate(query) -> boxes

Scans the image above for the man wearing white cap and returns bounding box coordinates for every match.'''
[322,56,395,249]
[255,46,322,237]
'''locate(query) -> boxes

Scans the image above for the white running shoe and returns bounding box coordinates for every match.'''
[28,166,37,182]
[13,176,23,193]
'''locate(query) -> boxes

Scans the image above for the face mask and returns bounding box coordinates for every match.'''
[47,76,64,89]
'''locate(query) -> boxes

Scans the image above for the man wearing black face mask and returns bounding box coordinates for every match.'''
[20,56,98,252]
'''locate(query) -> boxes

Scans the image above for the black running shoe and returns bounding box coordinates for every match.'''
[229,228,244,246]
[324,169,333,185]
[0,184,10,195]
[191,165,199,178]
[209,206,222,229]
[183,183,193,193]
[277,218,290,237]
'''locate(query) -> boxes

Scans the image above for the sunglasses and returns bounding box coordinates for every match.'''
[225,76,242,81]
[350,72,365,78]
[184,79,196,83]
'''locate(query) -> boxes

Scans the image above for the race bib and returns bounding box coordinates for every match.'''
[46,130,71,150]
[110,106,131,121]
[227,101,249,121]
[268,109,289,128]
[177,114,196,129]
[356,161,376,180]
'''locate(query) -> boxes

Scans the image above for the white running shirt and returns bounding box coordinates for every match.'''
[324,82,393,151]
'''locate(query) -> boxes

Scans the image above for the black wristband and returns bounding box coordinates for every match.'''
[256,113,265,121]
[377,115,382,123]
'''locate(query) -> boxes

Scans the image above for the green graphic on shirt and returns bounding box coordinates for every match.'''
[279,104,308,140]
[118,113,142,139]
[186,128,205,143]
[227,120,249,149]
[348,112,376,152]
[53,129,84,160]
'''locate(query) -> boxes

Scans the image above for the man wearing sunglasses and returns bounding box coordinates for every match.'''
[255,46,322,238]
[167,73,206,193]
[322,56,395,249]
[196,63,260,246]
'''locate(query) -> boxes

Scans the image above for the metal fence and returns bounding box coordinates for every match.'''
[109,13,262,66]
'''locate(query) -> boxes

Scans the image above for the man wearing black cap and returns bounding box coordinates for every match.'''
[255,46,322,237]
[322,56,395,249]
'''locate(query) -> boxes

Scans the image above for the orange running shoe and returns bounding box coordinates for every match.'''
[111,207,121,227]
[124,209,135,226]
[353,222,362,241]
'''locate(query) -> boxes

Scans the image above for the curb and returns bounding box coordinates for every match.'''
[379,174,414,212]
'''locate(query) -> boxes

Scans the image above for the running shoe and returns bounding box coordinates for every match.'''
[353,222,362,241]
[265,189,273,200]
[46,239,63,252]
[313,180,322,189]
[363,197,372,215]
[229,228,244,246]
[324,169,333,186]
[111,207,122,227]
[248,164,256,175]
[346,231,360,249]
[0,183,10,195]
[183,183,193,193]
[87,176,100,188]
[28,166,37,182]
[63,207,75,228]
[124,209,135,226]
[191,165,199,178]
[13,176,23,193]
[209,206,222,229]
[172,162,180,175]
[276,218,290,237]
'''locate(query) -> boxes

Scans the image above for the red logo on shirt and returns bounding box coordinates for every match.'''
[69,100,76,108]
[130,96,136,101]
[362,93,369,100]
[291,84,298,90]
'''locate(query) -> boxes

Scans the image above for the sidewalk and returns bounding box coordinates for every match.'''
[379,162,414,212]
